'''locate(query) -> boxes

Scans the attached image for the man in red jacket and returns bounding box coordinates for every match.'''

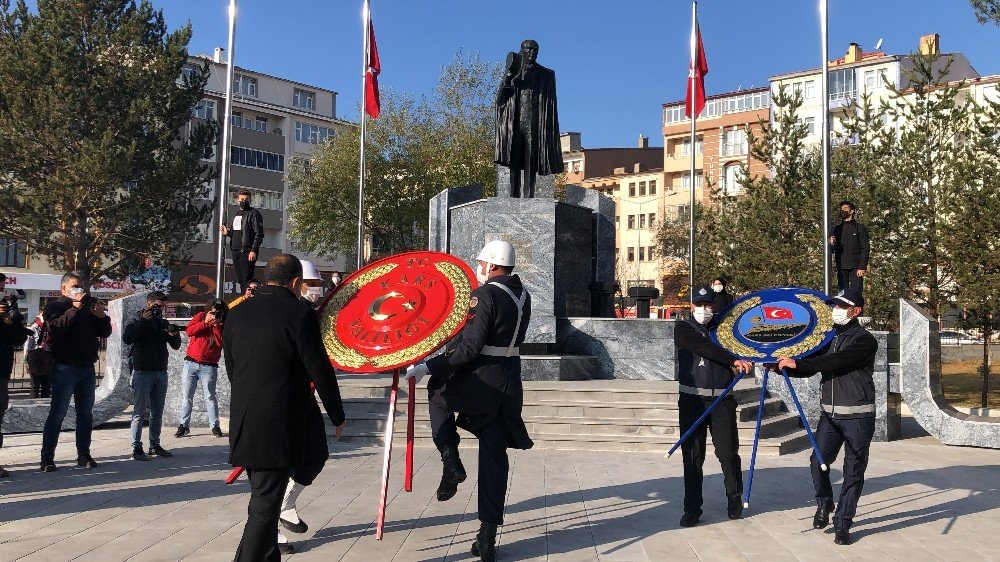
[175,299,228,438]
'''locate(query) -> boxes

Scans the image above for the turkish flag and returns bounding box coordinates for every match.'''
[364,12,381,119]
[762,306,794,320]
[684,21,708,118]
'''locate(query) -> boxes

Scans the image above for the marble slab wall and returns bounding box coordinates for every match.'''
[428,184,485,253]
[555,318,676,380]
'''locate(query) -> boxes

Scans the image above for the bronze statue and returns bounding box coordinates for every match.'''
[494,39,562,198]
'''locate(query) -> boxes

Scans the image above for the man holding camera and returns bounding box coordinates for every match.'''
[123,291,181,461]
[1,272,31,478]
[176,298,227,438]
[40,272,113,472]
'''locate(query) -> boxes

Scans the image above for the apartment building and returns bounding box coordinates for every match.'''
[561,132,663,184]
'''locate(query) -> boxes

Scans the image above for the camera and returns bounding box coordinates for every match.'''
[1,292,24,323]
[80,293,96,310]
[210,300,228,323]
[149,305,162,320]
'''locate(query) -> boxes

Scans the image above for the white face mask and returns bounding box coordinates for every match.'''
[475,263,489,284]
[693,306,714,325]
[712,284,724,293]
[303,286,324,303]
[831,307,852,325]
[331,276,340,284]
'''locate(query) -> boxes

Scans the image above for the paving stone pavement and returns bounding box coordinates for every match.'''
[0,418,999,561]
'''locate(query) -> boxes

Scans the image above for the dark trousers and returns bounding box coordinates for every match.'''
[41,364,96,463]
[232,250,257,291]
[678,393,743,516]
[811,414,875,531]
[30,371,51,398]
[428,386,512,525]
[0,380,8,451]
[837,268,864,294]
[291,408,329,486]
[236,468,291,562]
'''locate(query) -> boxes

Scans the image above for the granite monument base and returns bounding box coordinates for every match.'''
[496,164,555,199]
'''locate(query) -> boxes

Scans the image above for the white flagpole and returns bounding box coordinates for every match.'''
[820,0,832,294]
[214,0,238,298]
[356,0,370,271]
[688,0,698,296]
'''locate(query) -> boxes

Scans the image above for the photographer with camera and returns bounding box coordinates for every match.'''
[122,291,181,461]
[24,312,55,398]
[40,272,112,472]
[1,272,31,478]
[176,298,227,438]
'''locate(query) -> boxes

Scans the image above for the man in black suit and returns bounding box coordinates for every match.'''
[224,254,346,562]
[830,200,870,293]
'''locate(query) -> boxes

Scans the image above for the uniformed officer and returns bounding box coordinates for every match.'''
[405,240,533,562]
[675,286,753,527]
[777,287,877,546]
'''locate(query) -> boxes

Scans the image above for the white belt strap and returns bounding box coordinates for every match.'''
[679,384,726,397]
[488,282,527,358]
[822,403,876,415]
[482,345,520,357]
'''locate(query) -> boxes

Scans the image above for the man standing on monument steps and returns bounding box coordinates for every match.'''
[405,240,533,562]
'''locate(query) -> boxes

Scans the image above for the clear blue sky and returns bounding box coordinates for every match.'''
[110,1,1000,147]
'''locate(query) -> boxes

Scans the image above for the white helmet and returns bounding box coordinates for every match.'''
[300,260,323,281]
[476,240,516,267]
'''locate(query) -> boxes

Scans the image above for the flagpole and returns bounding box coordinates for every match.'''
[820,0,832,295]
[214,0,238,298]
[688,0,698,297]
[356,0,370,271]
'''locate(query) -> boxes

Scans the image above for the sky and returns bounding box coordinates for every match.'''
[50,1,1000,147]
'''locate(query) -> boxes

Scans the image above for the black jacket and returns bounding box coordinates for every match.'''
[787,319,878,419]
[674,317,738,396]
[122,311,181,371]
[1,315,30,380]
[832,220,870,270]
[44,297,113,366]
[227,206,264,254]
[715,290,734,311]
[224,285,345,469]
[426,274,533,450]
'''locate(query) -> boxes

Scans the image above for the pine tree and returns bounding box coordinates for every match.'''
[0,0,216,285]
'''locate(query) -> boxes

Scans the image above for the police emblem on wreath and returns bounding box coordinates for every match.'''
[318,251,477,372]
[712,287,836,362]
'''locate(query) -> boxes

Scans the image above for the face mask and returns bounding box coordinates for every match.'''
[239,200,249,210]
[840,210,851,219]
[475,263,489,284]
[831,307,852,325]
[331,276,340,285]
[303,286,324,303]
[693,306,714,325]
[69,287,85,297]
[712,284,724,293]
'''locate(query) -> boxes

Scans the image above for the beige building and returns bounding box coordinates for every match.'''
[561,132,662,185]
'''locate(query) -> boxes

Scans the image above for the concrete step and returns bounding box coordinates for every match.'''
[737,397,788,422]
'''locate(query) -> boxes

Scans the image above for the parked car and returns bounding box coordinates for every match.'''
[939,330,983,345]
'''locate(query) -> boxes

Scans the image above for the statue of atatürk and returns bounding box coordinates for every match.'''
[494,39,562,198]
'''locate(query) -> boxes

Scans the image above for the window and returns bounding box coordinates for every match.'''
[722,165,744,196]
[681,173,703,191]
[829,68,856,101]
[254,117,268,133]
[792,81,803,98]
[230,146,285,173]
[628,182,636,196]
[571,160,582,173]
[805,80,816,99]
[649,180,657,194]
[638,247,646,262]
[864,70,876,91]
[648,246,656,260]
[796,116,816,135]
[192,100,215,120]
[627,247,635,262]
[638,181,647,196]
[233,73,258,97]
[639,214,647,229]
[627,215,635,229]
[293,88,316,110]
[663,105,685,125]
[649,213,656,229]
[231,111,257,130]
[229,186,283,211]
[295,121,333,144]
[1,238,26,268]
[721,128,747,156]
[181,64,200,84]
[681,137,703,156]
[615,216,620,227]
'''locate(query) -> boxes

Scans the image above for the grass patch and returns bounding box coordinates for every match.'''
[941,359,1000,409]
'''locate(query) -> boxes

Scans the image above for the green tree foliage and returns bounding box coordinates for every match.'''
[288,52,498,264]
[0,0,216,285]
[971,0,1000,25]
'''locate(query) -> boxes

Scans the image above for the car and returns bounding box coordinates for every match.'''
[939,330,983,345]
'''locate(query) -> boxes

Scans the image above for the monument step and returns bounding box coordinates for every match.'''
[737,397,789,422]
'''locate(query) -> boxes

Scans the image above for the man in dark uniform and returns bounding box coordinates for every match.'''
[405,240,532,562]
[224,254,346,562]
[778,287,878,546]
[1,274,31,478]
[220,188,264,292]
[675,286,753,527]
[829,200,870,293]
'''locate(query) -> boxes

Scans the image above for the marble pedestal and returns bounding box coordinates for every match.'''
[496,165,555,199]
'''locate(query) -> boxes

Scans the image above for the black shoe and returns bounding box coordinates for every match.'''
[77,454,98,468]
[436,443,467,502]
[149,445,173,458]
[728,498,744,520]
[834,529,852,545]
[470,522,498,562]
[40,461,57,473]
[679,513,700,527]
[132,448,150,461]
[174,425,190,438]
[278,542,294,555]
[0,466,9,478]
[280,516,308,534]
[212,425,224,437]
[813,499,834,529]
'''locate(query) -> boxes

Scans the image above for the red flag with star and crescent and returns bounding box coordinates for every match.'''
[364,8,381,119]
[684,21,708,118]
[762,306,794,320]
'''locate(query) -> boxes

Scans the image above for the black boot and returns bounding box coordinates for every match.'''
[471,522,498,562]
[436,443,467,502]
[813,498,834,529]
